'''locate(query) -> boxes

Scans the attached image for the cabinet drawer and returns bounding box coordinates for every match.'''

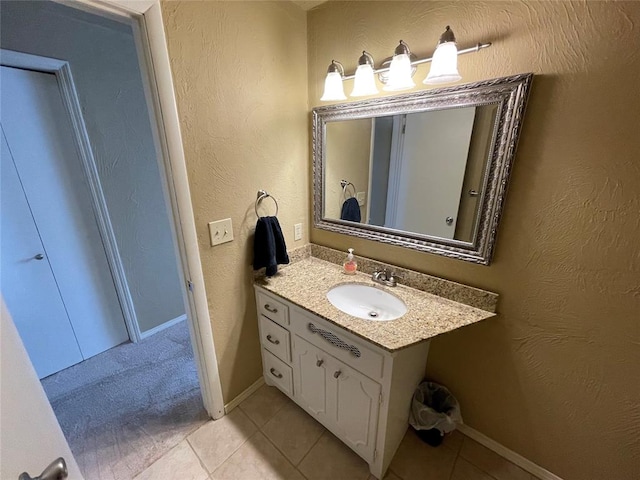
[259,315,291,363]
[263,349,293,396]
[256,289,289,327]
[293,307,385,381]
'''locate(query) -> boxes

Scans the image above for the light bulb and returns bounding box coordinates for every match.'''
[351,63,378,96]
[383,41,416,91]
[425,27,462,85]
[320,60,346,101]
[384,53,416,91]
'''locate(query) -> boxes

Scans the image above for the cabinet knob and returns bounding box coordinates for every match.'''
[264,304,278,313]
[333,370,342,379]
[266,334,280,345]
[316,359,324,367]
[269,368,283,379]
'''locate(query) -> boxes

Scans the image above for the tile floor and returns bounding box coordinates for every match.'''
[134,384,539,480]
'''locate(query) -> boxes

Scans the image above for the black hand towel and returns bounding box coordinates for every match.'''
[340,197,361,222]
[253,216,290,277]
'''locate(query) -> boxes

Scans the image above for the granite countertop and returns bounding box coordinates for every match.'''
[255,257,496,352]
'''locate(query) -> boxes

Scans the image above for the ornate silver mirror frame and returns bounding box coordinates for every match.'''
[312,73,533,265]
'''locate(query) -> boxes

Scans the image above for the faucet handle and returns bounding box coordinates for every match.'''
[388,271,402,285]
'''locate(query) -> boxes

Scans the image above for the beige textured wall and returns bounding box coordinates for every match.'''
[308,2,640,479]
[325,119,371,220]
[162,0,308,401]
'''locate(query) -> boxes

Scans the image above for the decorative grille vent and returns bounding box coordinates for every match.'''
[308,323,361,358]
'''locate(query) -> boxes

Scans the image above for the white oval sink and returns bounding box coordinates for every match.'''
[326,283,407,321]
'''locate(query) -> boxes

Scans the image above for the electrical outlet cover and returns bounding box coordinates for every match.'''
[294,223,303,241]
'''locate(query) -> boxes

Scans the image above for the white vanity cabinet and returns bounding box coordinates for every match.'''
[255,286,431,479]
[293,334,381,461]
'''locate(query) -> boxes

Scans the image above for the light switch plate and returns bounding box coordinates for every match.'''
[356,191,366,206]
[208,218,233,246]
[294,223,303,241]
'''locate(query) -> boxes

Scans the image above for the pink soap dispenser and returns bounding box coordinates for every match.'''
[343,248,357,275]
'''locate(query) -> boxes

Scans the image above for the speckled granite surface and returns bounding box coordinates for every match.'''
[255,257,496,352]
[253,243,311,279]
[287,243,312,264]
[310,245,498,312]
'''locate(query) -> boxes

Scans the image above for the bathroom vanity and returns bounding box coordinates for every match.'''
[254,253,497,479]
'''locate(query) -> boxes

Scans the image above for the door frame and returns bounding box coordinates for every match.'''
[7,0,224,419]
[81,0,225,419]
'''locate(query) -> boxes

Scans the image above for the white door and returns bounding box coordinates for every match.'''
[1,299,84,479]
[0,66,128,375]
[1,133,84,377]
[387,108,476,239]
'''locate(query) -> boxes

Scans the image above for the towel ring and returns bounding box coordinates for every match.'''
[340,179,356,199]
[255,190,279,217]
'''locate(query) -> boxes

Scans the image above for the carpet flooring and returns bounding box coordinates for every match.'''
[42,320,209,480]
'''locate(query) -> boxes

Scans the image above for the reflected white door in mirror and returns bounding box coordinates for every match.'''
[255,286,431,479]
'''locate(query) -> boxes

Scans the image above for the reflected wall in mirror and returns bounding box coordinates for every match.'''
[313,73,533,265]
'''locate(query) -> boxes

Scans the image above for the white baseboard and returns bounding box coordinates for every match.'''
[224,377,265,414]
[140,314,187,339]
[457,423,563,480]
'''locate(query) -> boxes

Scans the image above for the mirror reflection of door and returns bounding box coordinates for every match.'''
[370,109,475,239]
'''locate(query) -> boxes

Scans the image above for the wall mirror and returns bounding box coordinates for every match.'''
[313,73,533,265]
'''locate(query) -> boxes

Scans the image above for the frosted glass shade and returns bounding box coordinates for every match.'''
[350,64,379,97]
[321,71,347,101]
[383,53,415,91]
[425,41,461,85]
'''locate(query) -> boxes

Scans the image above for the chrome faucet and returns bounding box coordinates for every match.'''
[371,268,401,287]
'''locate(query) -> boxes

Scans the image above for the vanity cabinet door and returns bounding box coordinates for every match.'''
[294,335,381,462]
[328,358,381,461]
[293,335,330,422]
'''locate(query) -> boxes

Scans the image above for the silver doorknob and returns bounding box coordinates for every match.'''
[445,217,454,226]
[19,457,68,480]
[34,254,44,260]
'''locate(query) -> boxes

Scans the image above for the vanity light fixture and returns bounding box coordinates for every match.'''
[320,26,491,101]
[320,60,347,101]
[350,51,379,97]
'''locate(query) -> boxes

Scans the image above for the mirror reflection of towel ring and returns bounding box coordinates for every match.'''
[255,190,279,217]
[340,179,356,199]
